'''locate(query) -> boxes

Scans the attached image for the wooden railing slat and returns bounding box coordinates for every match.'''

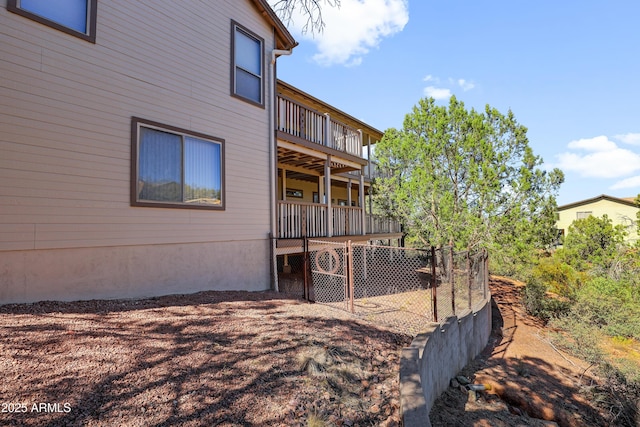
[277,96,361,158]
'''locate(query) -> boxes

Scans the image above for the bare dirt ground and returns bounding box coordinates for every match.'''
[430,276,609,427]
[0,277,610,427]
[0,291,412,426]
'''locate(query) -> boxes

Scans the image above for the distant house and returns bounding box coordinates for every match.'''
[556,195,639,243]
[0,0,400,304]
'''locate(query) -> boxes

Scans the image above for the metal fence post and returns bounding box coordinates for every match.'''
[450,244,455,316]
[303,236,309,300]
[431,246,438,322]
[348,240,354,313]
[467,250,472,310]
[270,235,279,292]
[484,248,489,299]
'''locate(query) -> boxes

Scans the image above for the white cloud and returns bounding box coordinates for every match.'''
[457,79,475,91]
[611,176,640,190]
[422,74,475,100]
[567,135,617,152]
[555,136,640,178]
[424,86,451,100]
[614,133,640,145]
[277,0,409,66]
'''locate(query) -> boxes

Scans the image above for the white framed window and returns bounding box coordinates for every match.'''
[231,21,264,106]
[576,211,592,220]
[131,118,225,210]
[8,0,97,43]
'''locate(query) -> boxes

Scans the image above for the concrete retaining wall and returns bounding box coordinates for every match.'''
[400,298,492,426]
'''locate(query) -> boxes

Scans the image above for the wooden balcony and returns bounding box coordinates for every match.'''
[277,201,401,239]
[277,95,363,159]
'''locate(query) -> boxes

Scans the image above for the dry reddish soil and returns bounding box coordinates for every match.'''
[430,277,609,427]
[0,291,412,426]
[0,278,610,427]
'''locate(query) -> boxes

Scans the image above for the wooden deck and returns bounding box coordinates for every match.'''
[277,201,401,239]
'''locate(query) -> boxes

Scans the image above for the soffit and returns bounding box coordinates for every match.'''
[249,0,298,50]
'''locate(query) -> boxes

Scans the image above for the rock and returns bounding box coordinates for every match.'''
[370,404,380,414]
[508,405,523,416]
[456,375,471,385]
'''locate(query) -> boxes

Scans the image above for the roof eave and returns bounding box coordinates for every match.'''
[558,194,638,211]
[250,0,298,50]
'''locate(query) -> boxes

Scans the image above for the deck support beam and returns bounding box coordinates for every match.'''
[325,155,332,237]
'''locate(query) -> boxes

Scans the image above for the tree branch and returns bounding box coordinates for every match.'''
[269,0,340,34]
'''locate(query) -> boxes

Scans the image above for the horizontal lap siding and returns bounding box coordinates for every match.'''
[0,0,274,251]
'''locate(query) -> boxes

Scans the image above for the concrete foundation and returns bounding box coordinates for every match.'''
[0,239,270,304]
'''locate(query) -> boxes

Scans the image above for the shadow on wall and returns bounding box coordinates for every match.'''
[400,297,492,427]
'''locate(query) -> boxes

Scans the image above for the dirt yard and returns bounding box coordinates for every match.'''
[0,291,412,426]
[0,278,611,426]
[430,277,609,427]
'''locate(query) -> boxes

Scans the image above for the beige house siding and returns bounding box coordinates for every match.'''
[557,196,639,243]
[0,0,286,302]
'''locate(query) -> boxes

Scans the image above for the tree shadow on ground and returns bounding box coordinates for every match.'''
[430,291,609,427]
[0,291,412,426]
[0,290,299,315]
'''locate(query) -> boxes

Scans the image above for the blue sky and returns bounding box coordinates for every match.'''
[270,0,640,206]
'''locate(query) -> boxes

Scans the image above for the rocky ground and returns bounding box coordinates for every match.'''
[0,291,412,426]
[0,277,613,426]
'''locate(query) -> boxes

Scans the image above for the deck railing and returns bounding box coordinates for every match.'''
[277,201,401,238]
[332,206,363,236]
[366,214,402,234]
[277,95,362,158]
[277,201,328,238]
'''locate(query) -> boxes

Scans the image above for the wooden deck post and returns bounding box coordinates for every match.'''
[359,172,366,235]
[325,155,332,237]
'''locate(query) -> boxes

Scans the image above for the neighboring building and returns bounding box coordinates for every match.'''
[556,194,639,243]
[0,0,399,304]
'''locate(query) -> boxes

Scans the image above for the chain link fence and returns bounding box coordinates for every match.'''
[273,238,489,334]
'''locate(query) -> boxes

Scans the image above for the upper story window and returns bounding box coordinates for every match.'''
[131,118,225,210]
[8,0,97,43]
[576,211,592,220]
[231,21,264,107]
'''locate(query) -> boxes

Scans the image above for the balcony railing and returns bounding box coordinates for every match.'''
[333,206,363,236]
[277,201,401,239]
[277,95,362,158]
[366,214,402,234]
[277,200,327,239]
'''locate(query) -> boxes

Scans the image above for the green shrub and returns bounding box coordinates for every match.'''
[531,253,584,298]
[573,278,640,340]
[550,315,605,366]
[521,278,570,322]
[561,214,627,272]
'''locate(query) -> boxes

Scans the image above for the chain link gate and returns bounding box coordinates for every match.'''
[307,240,351,311]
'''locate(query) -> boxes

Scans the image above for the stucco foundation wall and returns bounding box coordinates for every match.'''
[400,299,492,426]
[0,239,270,304]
